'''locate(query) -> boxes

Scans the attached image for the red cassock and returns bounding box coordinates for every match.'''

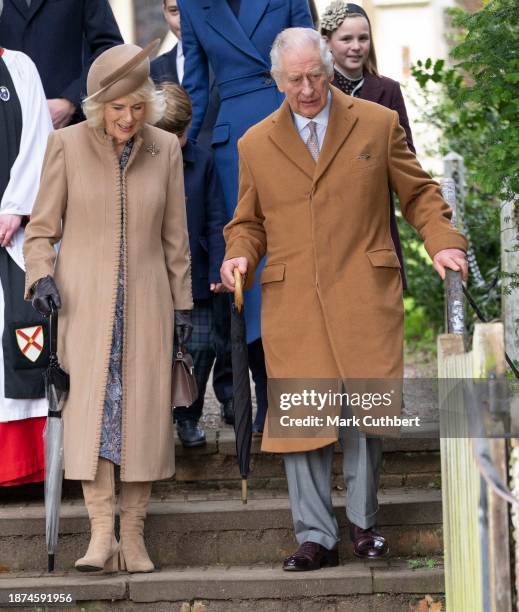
[0,417,46,486]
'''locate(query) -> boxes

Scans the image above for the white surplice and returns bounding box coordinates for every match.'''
[0,49,53,422]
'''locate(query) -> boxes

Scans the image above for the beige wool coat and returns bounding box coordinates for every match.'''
[224,86,467,453]
[24,122,193,481]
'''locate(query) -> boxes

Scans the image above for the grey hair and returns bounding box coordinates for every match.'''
[0,0,3,19]
[270,27,334,80]
[82,77,166,129]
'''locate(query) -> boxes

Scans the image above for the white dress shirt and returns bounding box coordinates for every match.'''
[176,40,184,84]
[292,91,332,153]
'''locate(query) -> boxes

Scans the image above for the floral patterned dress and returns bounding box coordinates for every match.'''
[99,139,133,465]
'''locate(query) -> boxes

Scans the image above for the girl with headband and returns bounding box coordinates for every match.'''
[321,1,415,286]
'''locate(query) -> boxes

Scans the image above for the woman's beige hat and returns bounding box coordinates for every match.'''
[86,39,160,103]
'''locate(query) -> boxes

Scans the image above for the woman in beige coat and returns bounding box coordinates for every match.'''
[23,42,193,573]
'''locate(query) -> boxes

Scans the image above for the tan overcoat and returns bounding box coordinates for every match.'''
[23,122,193,481]
[224,87,467,453]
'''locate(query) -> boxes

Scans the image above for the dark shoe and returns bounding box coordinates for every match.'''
[349,523,389,559]
[220,399,234,425]
[177,420,206,448]
[283,541,339,571]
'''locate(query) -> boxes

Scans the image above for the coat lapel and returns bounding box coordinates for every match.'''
[268,100,316,181]
[170,45,179,83]
[239,0,270,39]
[26,0,47,21]
[314,87,357,184]
[9,0,32,19]
[203,0,267,65]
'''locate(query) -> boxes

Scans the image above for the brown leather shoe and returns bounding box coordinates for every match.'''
[350,523,389,559]
[283,541,339,571]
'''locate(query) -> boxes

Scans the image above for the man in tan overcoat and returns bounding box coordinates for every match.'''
[221,28,468,571]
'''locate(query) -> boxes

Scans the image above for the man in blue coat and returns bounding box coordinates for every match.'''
[0,0,122,128]
[178,0,313,432]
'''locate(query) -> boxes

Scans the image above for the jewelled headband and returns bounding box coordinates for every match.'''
[320,1,370,33]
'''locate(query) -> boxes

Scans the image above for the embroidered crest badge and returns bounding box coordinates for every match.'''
[0,86,10,102]
[15,325,44,363]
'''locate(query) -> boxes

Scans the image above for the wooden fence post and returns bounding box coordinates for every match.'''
[438,322,512,611]
[472,323,511,612]
[438,333,482,612]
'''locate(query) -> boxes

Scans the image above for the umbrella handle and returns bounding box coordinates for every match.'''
[48,298,58,357]
[233,268,244,313]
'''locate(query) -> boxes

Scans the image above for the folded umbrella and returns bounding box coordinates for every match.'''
[231,269,253,504]
[43,300,69,572]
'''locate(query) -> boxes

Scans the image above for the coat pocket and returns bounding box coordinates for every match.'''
[260,263,286,284]
[366,249,401,268]
[348,155,380,173]
[211,124,230,146]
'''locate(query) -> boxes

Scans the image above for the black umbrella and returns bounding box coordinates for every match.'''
[43,301,70,572]
[231,269,253,504]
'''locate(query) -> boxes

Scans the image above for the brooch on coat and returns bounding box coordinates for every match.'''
[0,86,10,102]
[146,143,160,157]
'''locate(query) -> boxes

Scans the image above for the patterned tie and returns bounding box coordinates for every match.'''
[305,121,319,161]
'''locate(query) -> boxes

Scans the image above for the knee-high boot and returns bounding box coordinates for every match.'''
[119,481,154,573]
[75,458,120,572]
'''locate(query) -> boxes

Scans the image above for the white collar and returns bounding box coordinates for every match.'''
[176,40,183,58]
[292,90,332,134]
[334,63,363,81]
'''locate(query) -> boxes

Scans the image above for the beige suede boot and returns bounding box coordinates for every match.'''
[119,481,154,573]
[75,458,120,572]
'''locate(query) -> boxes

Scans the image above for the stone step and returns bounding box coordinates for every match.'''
[0,433,441,506]
[171,430,441,491]
[0,560,444,612]
[0,488,442,573]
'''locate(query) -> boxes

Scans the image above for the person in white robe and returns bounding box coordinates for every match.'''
[0,40,53,486]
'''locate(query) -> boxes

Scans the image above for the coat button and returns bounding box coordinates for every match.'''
[264,77,273,85]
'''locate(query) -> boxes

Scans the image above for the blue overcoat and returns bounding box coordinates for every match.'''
[151,44,221,150]
[0,0,122,108]
[178,0,313,342]
[182,140,227,300]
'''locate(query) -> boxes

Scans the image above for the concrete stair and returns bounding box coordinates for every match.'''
[168,430,441,492]
[0,432,444,610]
[0,488,442,572]
[0,562,444,611]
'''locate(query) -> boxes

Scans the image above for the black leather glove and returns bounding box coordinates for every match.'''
[174,309,193,347]
[31,275,62,316]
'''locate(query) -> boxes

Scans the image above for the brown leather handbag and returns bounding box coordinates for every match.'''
[171,347,198,407]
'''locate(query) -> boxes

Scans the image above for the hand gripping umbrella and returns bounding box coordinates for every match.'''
[231,268,253,504]
[44,300,69,572]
